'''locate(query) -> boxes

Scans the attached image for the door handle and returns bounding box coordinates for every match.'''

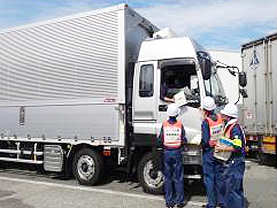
[158,104,167,112]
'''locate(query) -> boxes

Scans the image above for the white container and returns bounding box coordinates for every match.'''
[0,4,158,146]
[241,34,277,138]
[241,33,277,154]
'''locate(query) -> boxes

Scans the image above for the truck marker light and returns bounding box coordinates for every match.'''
[103,149,111,156]
[103,147,111,156]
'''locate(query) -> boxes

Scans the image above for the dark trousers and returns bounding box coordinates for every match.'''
[164,149,184,206]
[202,152,226,208]
[223,157,245,208]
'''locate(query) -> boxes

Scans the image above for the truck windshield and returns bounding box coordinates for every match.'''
[196,50,228,106]
[204,70,228,106]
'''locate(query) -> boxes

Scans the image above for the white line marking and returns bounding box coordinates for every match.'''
[0,194,17,201]
[0,176,205,206]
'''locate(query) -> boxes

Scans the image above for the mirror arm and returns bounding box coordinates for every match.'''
[215,61,239,76]
[215,61,242,104]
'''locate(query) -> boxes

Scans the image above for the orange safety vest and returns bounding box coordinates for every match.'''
[223,122,237,139]
[206,114,223,139]
[223,121,246,148]
[163,120,182,148]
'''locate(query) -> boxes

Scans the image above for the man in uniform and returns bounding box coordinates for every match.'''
[215,103,246,208]
[201,96,226,208]
[157,103,187,208]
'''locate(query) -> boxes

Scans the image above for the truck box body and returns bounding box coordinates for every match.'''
[241,33,277,154]
[0,4,157,146]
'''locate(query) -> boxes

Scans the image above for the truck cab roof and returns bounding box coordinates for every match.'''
[138,37,199,62]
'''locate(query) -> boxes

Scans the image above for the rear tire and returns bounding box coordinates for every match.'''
[138,152,164,194]
[73,148,103,185]
[257,152,267,165]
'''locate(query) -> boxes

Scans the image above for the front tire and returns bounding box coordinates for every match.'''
[73,148,103,185]
[138,152,164,194]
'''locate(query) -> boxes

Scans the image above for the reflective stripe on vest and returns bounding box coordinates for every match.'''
[206,114,223,140]
[163,120,182,148]
[223,122,237,139]
[224,122,246,150]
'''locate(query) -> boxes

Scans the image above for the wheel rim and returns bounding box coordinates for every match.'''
[77,155,95,180]
[143,160,164,189]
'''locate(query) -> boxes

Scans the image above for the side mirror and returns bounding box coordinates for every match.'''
[201,59,212,80]
[239,88,248,98]
[239,72,247,87]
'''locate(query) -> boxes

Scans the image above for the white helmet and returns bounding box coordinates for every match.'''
[220,103,239,118]
[167,103,180,117]
[202,96,216,111]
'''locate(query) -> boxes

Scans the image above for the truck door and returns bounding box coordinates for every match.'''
[133,61,158,144]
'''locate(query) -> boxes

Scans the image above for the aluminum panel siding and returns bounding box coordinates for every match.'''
[0,4,158,146]
[0,9,119,102]
[0,104,120,141]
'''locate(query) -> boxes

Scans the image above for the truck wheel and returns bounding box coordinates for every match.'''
[138,152,164,194]
[73,148,103,185]
[257,152,267,165]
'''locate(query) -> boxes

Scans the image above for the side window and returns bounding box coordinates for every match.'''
[160,65,200,108]
[139,64,154,97]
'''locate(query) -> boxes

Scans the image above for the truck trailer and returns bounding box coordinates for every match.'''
[0,4,228,193]
[241,33,277,163]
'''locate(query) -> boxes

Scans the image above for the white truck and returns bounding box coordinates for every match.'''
[241,33,277,163]
[0,4,228,193]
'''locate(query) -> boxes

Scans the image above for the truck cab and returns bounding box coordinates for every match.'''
[132,35,227,193]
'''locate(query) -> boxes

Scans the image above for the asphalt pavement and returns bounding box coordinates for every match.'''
[0,157,276,208]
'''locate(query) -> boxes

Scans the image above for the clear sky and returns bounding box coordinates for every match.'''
[0,0,276,51]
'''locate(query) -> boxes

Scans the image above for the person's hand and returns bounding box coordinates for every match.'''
[183,146,188,152]
[215,144,225,152]
[169,97,175,103]
[164,97,175,103]
[209,139,217,147]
